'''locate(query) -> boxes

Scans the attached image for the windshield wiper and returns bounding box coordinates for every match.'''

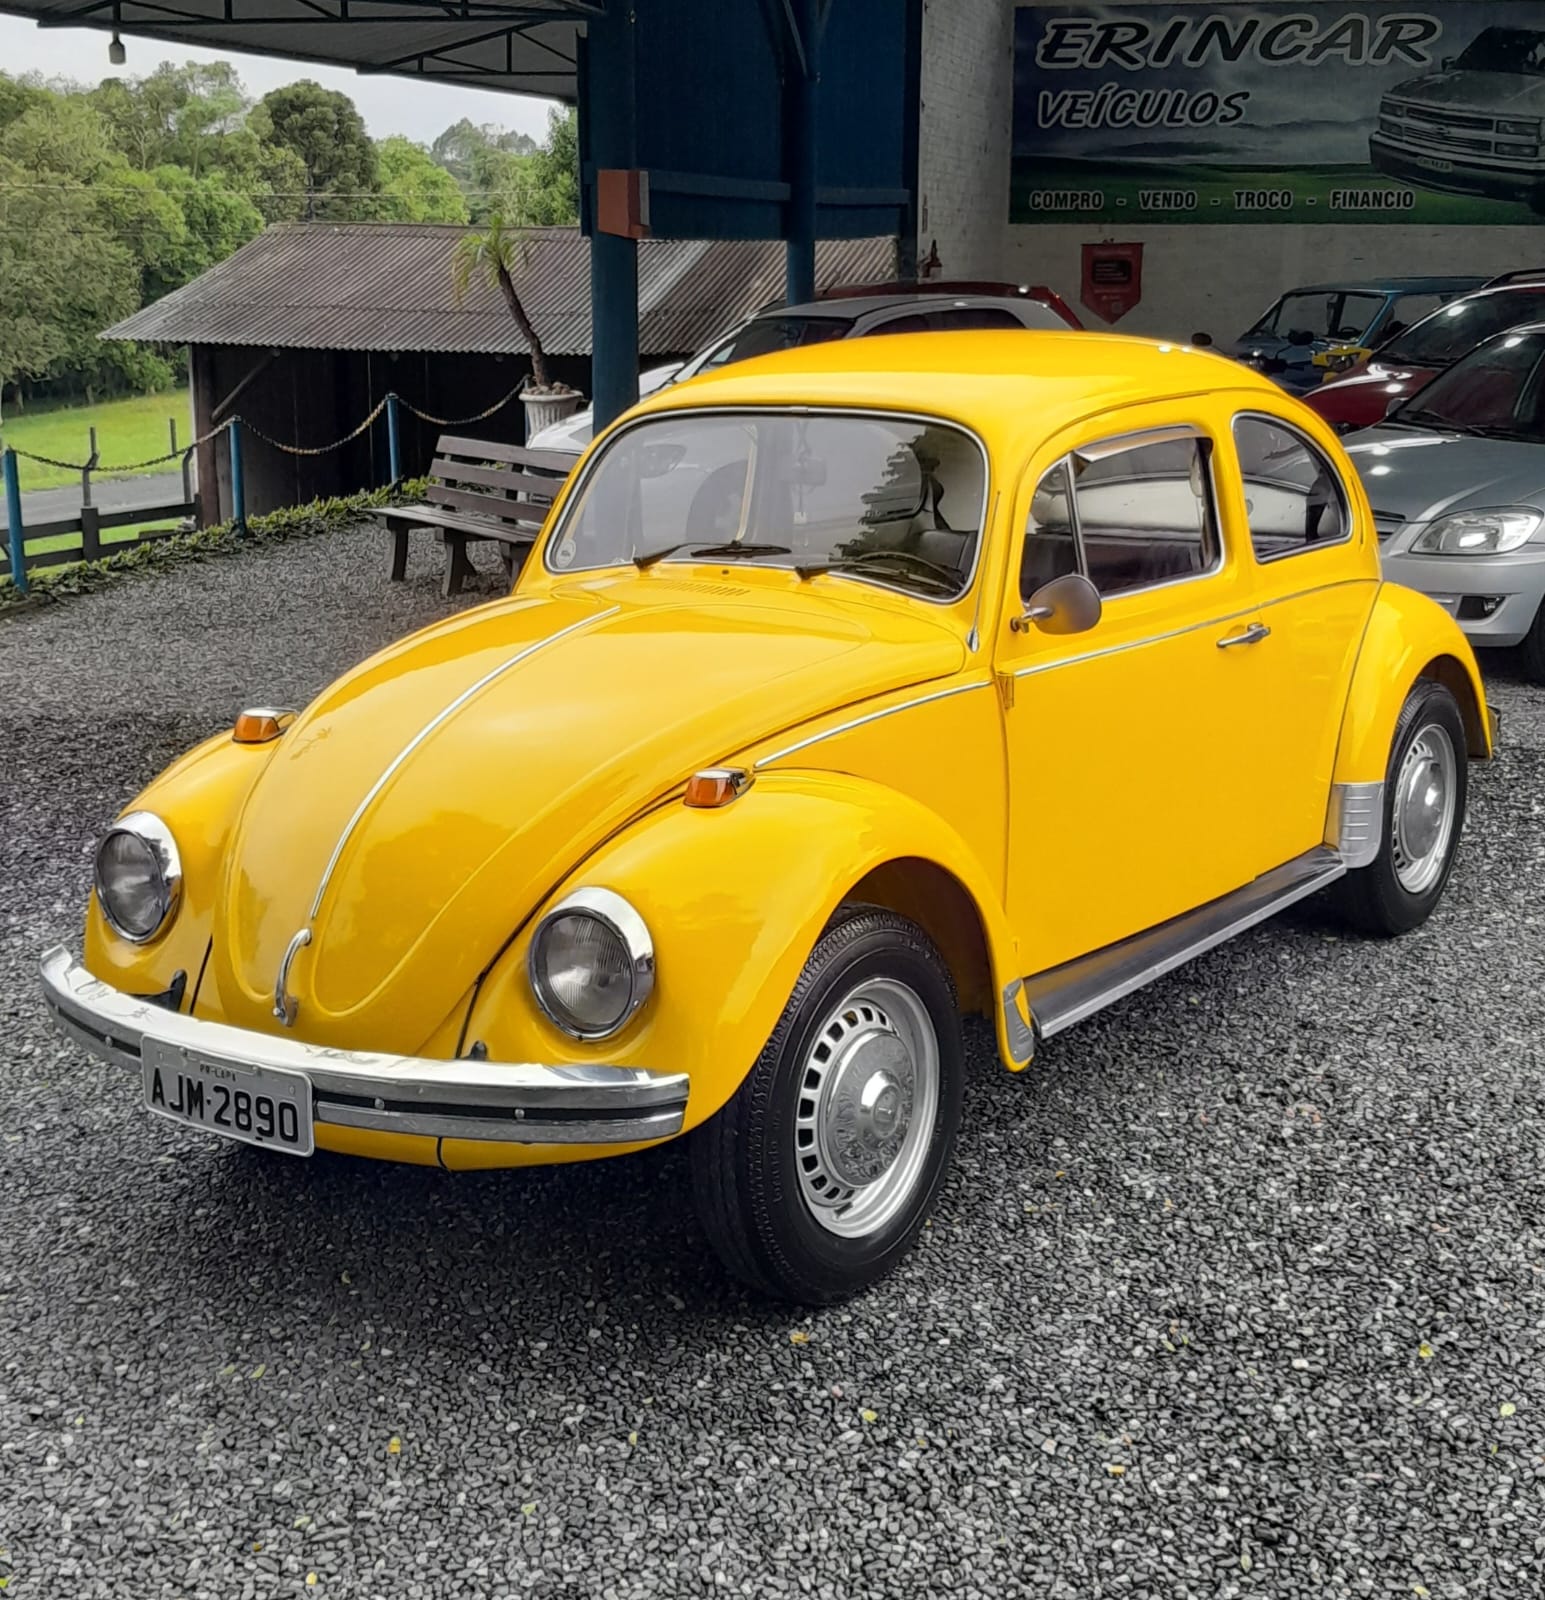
[795,550,961,592]
[634,541,792,570]
[1393,411,1527,441]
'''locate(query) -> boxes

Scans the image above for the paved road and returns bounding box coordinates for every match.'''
[0,471,187,532]
[2,527,1543,1599]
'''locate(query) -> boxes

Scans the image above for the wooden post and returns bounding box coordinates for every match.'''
[82,425,98,509]
[80,503,102,564]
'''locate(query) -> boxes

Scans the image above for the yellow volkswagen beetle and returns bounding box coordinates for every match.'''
[42,332,1494,1302]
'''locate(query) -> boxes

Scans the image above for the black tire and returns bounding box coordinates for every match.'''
[1335,679,1467,936]
[1519,599,1545,686]
[690,908,963,1303]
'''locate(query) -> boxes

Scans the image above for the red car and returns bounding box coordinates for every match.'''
[1305,272,1545,433]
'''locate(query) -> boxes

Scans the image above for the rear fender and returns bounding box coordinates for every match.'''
[1332,582,1493,786]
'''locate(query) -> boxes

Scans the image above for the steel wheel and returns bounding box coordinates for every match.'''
[792,977,940,1239]
[1390,721,1458,895]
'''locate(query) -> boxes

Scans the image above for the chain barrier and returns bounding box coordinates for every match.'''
[394,380,530,429]
[5,435,211,475]
[2,383,536,476]
[234,397,388,458]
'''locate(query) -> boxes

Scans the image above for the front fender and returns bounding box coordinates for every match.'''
[1332,581,1493,786]
[457,772,1023,1161]
[83,732,274,1001]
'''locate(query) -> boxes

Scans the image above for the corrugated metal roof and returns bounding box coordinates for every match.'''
[102,224,897,357]
[0,0,589,99]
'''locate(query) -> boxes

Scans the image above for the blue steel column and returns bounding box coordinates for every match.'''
[385,392,402,485]
[3,447,26,594]
[584,17,641,433]
[784,0,819,306]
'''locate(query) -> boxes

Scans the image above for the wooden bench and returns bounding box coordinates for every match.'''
[377,435,573,598]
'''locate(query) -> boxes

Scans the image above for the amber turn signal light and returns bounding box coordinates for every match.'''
[232,707,293,745]
[684,767,754,809]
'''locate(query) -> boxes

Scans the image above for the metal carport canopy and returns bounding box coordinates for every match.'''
[0,0,591,98]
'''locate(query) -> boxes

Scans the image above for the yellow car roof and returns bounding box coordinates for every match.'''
[631,329,1282,449]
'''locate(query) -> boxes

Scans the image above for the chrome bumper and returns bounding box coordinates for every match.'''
[39,947,688,1145]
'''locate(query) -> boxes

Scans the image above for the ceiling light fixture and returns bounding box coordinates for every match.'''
[108,30,126,65]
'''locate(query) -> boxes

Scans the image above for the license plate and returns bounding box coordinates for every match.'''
[1416,156,1453,173]
[142,1039,314,1156]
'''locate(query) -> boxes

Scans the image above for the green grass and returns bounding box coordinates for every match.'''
[0,389,192,491]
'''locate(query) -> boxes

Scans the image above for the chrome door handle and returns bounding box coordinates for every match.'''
[1217,622,1271,649]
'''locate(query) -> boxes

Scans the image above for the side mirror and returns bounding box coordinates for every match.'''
[1383,394,1406,419]
[1011,571,1102,635]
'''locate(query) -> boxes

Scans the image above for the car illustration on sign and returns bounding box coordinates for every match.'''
[1369,25,1545,213]
[42,332,1495,1301]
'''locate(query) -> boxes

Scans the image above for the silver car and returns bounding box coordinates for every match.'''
[1344,321,1545,682]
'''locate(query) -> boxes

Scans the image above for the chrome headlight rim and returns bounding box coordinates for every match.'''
[93,810,182,945]
[527,887,655,1041]
[1409,505,1542,557]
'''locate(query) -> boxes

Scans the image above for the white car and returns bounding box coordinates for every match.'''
[530,291,1078,459]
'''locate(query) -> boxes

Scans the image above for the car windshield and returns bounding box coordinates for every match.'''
[1455,27,1545,76]
[1392,328,1545,441]
[548,411,987,599]
[1247,291,1386,344]
[1379,289,1545,366]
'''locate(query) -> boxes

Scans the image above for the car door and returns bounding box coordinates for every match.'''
[1220,411,1378,866]
[993,405,1276,977]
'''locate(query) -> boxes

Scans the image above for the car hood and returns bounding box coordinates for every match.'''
[1387,69,1545,115]
[206,579,964,1048]
[1342,426,1545,523]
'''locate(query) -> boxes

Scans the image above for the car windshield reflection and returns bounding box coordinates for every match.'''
[548,411,987,600]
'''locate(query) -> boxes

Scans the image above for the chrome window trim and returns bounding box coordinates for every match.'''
[541,404,993,610]
[1232,410,1354,565]
[308,608,617,923]
[94,811,183,946]
[1010,577,1369,680]
[527,886,656,1042]
[754,680,991,769]
[1026,425,1226,608]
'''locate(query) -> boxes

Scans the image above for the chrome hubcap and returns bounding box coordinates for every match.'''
[794,977,940,1238]
[1391,722,1457,895]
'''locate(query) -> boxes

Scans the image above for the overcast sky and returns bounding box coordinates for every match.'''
[0,15,557,144]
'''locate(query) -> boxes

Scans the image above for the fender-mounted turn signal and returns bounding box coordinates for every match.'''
[684,767,754,809]
[233,707,295,745]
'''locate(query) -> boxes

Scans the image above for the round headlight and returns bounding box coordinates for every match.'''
[528,888,654,1040]
[93,811,181,944]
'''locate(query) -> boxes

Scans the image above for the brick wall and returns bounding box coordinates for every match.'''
[919,1,1542,341]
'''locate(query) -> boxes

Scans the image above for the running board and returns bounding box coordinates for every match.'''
[1023,847,1346,1042]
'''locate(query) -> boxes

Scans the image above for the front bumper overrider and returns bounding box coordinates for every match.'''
[40,947,688,1145]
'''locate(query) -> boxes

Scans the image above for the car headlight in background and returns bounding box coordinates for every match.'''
[93,811,182,943]
[528,887,654,1040]
[1497,118,1540,138]
[1409,507,1542,556]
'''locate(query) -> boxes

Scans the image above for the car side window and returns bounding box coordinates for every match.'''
[1020,459,1080,601]
[932,308,1026,332]
[1232,415,1350,560]
[1070,433,1218,598]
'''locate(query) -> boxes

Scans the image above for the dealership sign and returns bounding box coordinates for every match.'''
[1011,4,1545,224]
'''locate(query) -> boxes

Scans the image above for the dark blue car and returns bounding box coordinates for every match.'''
[1229,277,1488,395]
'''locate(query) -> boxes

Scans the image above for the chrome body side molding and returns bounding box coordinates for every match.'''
[1324,781,1385,869]
[1021,846,1347,1043]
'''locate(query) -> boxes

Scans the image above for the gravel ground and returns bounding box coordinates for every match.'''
[2,524,1544,1600]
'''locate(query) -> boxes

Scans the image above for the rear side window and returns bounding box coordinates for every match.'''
[1232,416,1350,560]
[931,308,1027,332]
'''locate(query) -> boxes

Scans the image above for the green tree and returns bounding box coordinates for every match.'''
[371,135,468,223]
[430,116,535,191]
[252,80,377,219]
[452,216,555,392]
[150,164,265,286]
